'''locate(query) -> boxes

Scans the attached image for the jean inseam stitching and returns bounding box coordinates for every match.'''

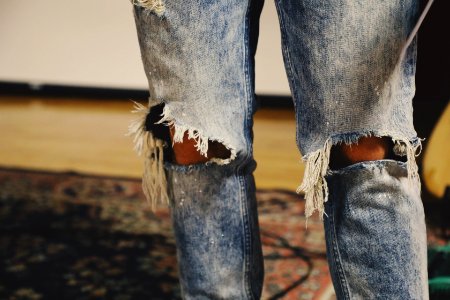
[239,175,253,300]
[328,200,352,300]
[241,0,254,297]
[274,0,301,147]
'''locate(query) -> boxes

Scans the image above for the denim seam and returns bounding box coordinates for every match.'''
[274,0,333,224]
[239,175,253,300]
[274,0,301,147]
[241,0,254,297]
[327,159,407,176]
[328,201,351,300]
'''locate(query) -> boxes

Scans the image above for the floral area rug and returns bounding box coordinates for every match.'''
[0,167,333,300]
[1,167,447,300]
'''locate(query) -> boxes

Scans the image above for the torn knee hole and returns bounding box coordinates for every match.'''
[129,100,237,209]
[169,127,232,165]
[144,103,173,161]
[330,136,406,169]
[299,135,421,220]
[145,103,232,166]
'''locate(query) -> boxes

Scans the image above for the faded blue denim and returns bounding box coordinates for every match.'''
[325,160,428,299]
[129,0,429,298]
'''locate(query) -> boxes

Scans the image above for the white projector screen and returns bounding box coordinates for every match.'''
[0,0,290,95]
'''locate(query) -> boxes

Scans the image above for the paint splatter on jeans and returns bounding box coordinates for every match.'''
[129,0,430,298]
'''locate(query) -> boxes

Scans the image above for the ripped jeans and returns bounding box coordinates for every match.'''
[129,0,429,299]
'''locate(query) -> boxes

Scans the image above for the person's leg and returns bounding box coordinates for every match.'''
[129,0,265,298]
[274,0,428,298]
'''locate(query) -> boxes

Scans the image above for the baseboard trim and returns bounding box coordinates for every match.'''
[0,80,446,111]
[0,81,149,101]
[0,81,295,108]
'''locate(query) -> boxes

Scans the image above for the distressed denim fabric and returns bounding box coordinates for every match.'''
[166,162,263,299]
[324,160,428,299]
[130,0,429,299]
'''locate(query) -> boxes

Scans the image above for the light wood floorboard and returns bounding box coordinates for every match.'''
[0,96,304,191]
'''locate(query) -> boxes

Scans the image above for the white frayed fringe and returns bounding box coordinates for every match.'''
[297,136,422,220]
[393,138,422,194]
[127,101,237,209]
[157,104,237,165]
[130,0,165,16]
[127,101,150,156]
[296,140,332,220]
[142,135,168,210]
[127,101,169,209]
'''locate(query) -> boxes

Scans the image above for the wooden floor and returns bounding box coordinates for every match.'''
[2,95,448,197]
[0,95,304,191]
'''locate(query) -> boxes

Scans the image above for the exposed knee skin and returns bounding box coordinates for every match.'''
[330,136,392,169]
[169,126,231,165]
[171,132,391,167]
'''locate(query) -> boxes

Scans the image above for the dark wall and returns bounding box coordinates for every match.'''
[413,0,449,139]
[415,0,450,103]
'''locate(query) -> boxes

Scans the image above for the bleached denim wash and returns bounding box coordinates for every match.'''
[129,0,430,298]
